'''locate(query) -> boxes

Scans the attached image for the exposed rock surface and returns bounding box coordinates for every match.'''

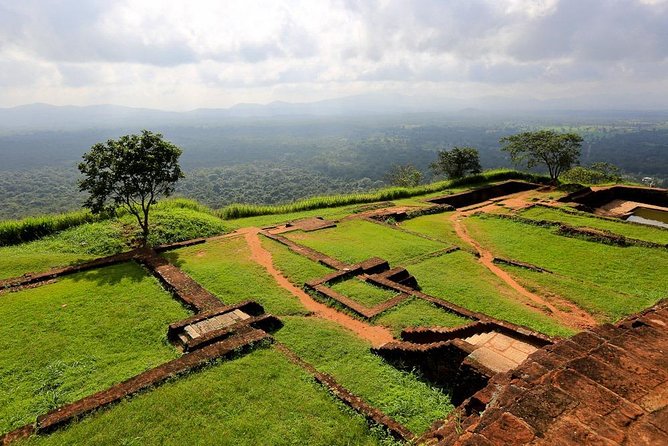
[421,299,668,446]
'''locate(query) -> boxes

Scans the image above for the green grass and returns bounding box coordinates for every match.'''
[163,236,308,316]
[330,278,398,307]
[260,236,332,285]
[0,209,102,246]
[218,169,546,219]
[518,205,668,245]
[0,221,126,280]
[286,220,447,265]
[498,264,639,322]
[408,251,574,337]
[0,262,189,435]
[374,298,471,337]
[275,316,454,434]
[399,213,460,245]
[124,207,228,246]
[223,205,359,231]
[465,215,668,320]
[20,347,391,446]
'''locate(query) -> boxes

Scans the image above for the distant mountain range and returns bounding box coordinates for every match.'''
[1,92,667,132]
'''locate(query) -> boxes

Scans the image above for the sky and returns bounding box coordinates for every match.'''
[0,0,667,110]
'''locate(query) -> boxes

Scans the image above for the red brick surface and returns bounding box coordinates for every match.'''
[421,299,668,446]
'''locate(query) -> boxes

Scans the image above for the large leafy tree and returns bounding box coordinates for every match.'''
[431,146,482,179]
[78,130,184,247]
[500,130,582,183]
[385,164,423,187]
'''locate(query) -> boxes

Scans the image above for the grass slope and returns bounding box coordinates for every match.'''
[260,236,333,285]
[330,278,397,307]
[163,236,308,316]
[374,298,471,337]
[0,221,124,280]
[518,205,668,245]
[408,251,574,337]
[0,262,189,435]
[21,347,390,446]
[261,237,469,334]
[398,213,460,246]
[465,215,668,321]
[275,316,454,434]
[285,220,446,265]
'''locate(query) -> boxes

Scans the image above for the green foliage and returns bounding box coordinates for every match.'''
[163,237,309,316]
[0,210,102,246]
[561,162,622,185]
[500,130,583,181]
[431,146,482,179]
[79,130,184,245]
[0,262,189,435]
[21,348,389,446]
[275,316,454,434]
[218,169,546,220]
[0,221,128,279]
[125,207,227,247]
[384,164,423,187]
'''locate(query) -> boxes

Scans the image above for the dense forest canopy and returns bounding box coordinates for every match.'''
[0,111,666,219]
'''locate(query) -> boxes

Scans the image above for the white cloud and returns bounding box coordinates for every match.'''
[0,0,666,109]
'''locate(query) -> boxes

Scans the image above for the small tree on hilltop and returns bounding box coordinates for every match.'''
[499,130,582,183]
[385,164,423,187]
[78,130,184,247]
[431,146,482,179]
[561,162,622,185]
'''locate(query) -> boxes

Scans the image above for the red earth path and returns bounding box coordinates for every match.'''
[240,227,394,347]
[449,212,597,330]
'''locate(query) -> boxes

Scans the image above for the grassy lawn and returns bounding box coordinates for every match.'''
[465,215,668,316]
[223,205,359,231]
[261,235,332,285]
[408,251,574,337]
[518,205,668,245]
[0,262,189,435]
[499,264,641,323]
[275,316,454,434]
[374,298,471,337]
[0,204,228,281]
[285,220,447,265]
[0,221,125,280]
[163,236,308,316]
[21,347,391,446]
[398,213,460,245]
[330,278,398,307]
[133,206,228,246]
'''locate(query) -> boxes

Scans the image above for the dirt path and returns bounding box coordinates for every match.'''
[449,213,597,330]
[240,227,395,347]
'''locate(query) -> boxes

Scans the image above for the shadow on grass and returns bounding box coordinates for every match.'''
[67,260,145,287]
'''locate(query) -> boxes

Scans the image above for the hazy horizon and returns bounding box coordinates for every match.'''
[1,0,667,111]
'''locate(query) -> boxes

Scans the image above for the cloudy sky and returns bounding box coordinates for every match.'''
[0,0,667,110]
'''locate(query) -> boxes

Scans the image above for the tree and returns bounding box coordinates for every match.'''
[431,146,482,179]
[499,130,582,183]
[561,162,622,185]
[385,164,423,187]
[78,130,184,247]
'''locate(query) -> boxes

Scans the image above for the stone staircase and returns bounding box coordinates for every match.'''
[168,301,281,352]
